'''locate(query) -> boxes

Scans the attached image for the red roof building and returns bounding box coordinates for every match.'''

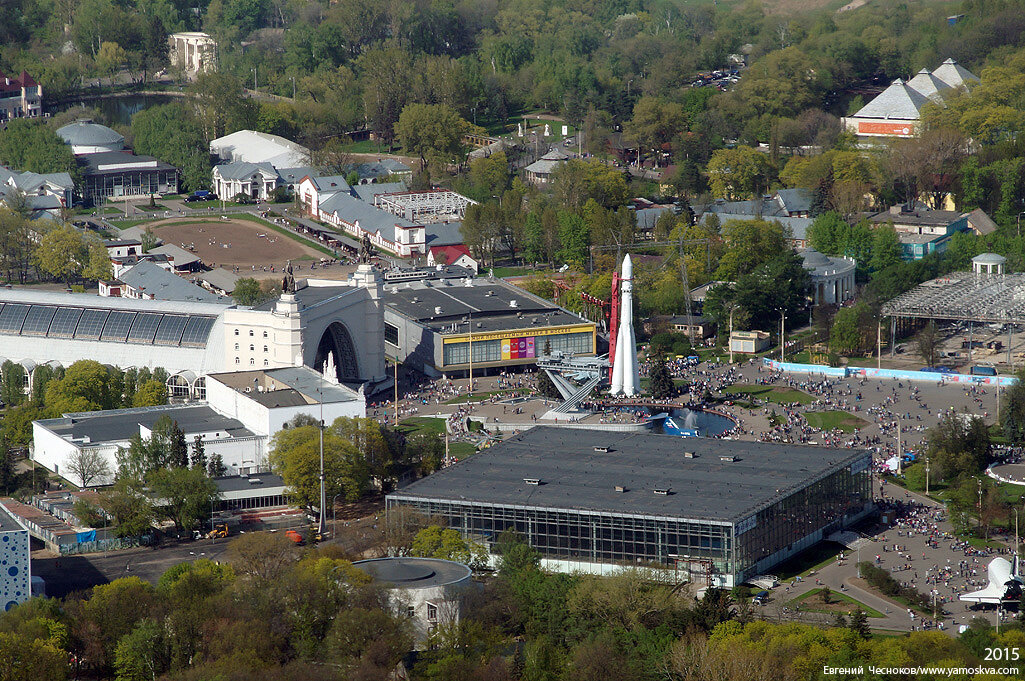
[0,71,43,122]
[427,244,478,273]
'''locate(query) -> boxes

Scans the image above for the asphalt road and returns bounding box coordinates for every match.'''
[34,538,230,598]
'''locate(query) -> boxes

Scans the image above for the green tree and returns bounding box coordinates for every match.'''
[97,478,154,537]
[95,41,126,85]
[714,219,787,280]
[394,103,475,172]
[0,361,25,407]
[404,431,443,475]
[869,224,904,272]
[148,467,219,532]
[269,423,369,509]
[131,380,167,407]
[131,103,210,192]
[649,357,675,399]
[927,412,991,481]
[33,225,87,285]
[626,97,687,162]
[190,436,207,470]
[114,619,163,681]
[0,119,78,178]
[848,609,871,640]
[707,146,771,199]
[410,526,488,569]
[829,302,873,356]
[45,360,116,413]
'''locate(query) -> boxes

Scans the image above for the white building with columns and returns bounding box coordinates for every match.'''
[169,32,217,75]
[802,249,857,305]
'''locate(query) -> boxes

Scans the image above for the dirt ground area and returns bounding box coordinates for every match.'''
[150,217,323,274]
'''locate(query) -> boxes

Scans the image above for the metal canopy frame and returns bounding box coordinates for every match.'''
[881,272,1025,324]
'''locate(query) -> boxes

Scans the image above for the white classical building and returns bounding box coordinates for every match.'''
[802,249,857,305]
[0,265,389,401]
[169,32,217,75]
[32,365,365,486]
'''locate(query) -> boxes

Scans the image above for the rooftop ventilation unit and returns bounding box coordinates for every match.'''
[594,446,610,453]
[720,456,735,462]
[476,322,482,328]
[411,296,419,303]
[683,451,696,458]
[653,488,671,495]
[435,306,443,314]
[248,478,262,484]
[509,299,518,308]
[523,478,540,485]
[614,485,626,493]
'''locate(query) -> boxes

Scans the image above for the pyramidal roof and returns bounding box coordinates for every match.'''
[907,68,950,100]
[931,58,979,89]
[853,79,931,120]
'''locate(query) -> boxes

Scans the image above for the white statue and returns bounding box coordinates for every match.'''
[322,351,339,385]
[543,123,551,137]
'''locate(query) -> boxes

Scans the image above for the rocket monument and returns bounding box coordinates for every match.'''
[610,254,640,396]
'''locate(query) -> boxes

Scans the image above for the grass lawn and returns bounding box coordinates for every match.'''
[723,384,815,405]
[789,588,885,618]
[396,417,447,436]
[774,541,848,581]
[448,442,476,458]
[338,139,388,154]
[108,218,156,230]
[443,389,515,405]
[492,266,531,278]
[804,411,868,433]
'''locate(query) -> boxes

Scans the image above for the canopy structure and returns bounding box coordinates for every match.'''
[882,272,1025,325]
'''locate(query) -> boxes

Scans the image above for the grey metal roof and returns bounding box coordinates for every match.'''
[354,557,470,589]
[212,161,277,181]
[308,175,350,192]
[37,404,256,444]
[425,221,464,247]
[56,120,123,147]
[965,208,998,235]
[148,244,200,268]
[524,158,565,175]
[352,182,407,203]
[389,427,870,523]
[852,79,931,120]
[196,268,239,293]
[318,191,418,243]
[931,58,979,89]
[907,68,950,99]
[775,188,813,214]
[973,253,1006,264]
[0,287,229,314]
[215,473,285,493]
[801,249,832,268]
[384,279,591,335]
[118,260,223,303]
[80,151,177,174]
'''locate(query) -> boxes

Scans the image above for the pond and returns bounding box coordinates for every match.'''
[49,93,184,126]
[651,407,736,438]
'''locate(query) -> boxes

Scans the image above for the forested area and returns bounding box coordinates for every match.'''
[2,530,1023,681]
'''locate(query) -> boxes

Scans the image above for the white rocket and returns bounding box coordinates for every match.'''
[610,254,640,396]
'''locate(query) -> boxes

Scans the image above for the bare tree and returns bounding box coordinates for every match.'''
[915,321,941,367]
[885,127,966,208]
[64,449,111,488]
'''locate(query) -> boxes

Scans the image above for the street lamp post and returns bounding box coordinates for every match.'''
[728,306,737,364]
[289,76,296,99]
[778,309,786,362]
[317,389,326,536]
[251,68,257,91]
[895,417,902,476]
[925,452,930,495]
[1017,211,1025,238]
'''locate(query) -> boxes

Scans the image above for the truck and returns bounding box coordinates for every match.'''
[970,365,997,376]
[184,190,212,203]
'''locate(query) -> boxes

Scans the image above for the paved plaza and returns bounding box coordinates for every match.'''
[373,358,1016,633]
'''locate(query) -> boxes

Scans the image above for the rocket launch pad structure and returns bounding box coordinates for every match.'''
[610,254,640,396]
